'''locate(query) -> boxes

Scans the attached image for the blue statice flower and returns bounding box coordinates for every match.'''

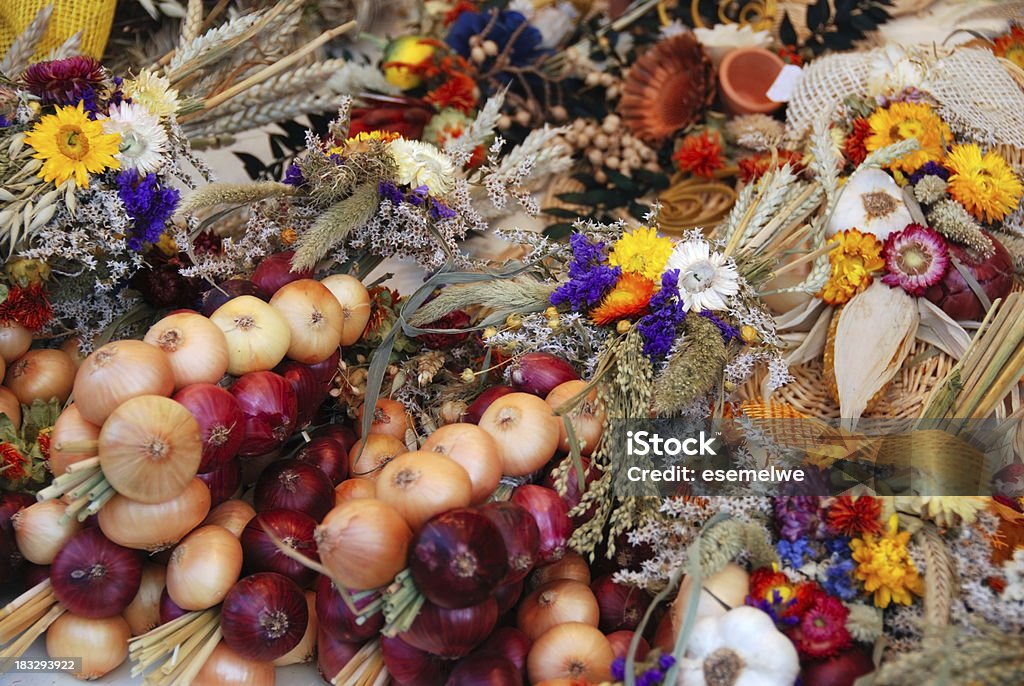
[407,185,428,207]
[747,590,801,627]
[658,654,676,670]
[550,234,620,310]
[910,160,951,184]
[284,163,306,187]
[0,116,10,128]
[777,537,815,568]
[611,657,626,681]
[446,10,548,69]
[699,310,741,342]
[637,269,686,359]
[378,180,404,204]
[823,548,858,601]
[117,170,180,251]
[428,197,456,220]
[825,536,851,556]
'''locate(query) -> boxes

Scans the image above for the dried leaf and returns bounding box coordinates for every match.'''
[916,298,971,360]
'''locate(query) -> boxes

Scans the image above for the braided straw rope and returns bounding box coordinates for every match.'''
[918,522,956,629]
[0,0,116,60]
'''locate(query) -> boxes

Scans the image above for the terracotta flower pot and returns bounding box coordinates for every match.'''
[718,48,785,116]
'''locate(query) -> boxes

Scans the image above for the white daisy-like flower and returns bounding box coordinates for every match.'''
[664,239,740,311]
[123,69,179,118]
[101,102,169,173]
[389,138,456,196]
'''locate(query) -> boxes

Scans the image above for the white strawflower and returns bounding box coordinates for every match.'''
[101,102,169,173]
[389,139,457,195]
[665,239,740,311]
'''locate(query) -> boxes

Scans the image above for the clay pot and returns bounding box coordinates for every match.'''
[718,48,785,116]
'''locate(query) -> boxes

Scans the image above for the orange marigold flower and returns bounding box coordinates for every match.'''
[844,118,871,166]
[590,273,655,326]
[0,443,28,481]
[737,149,804,183]
[827,495,883,537]
[426,72,479,115]
[673,130,725,178]
[0,283,52,331]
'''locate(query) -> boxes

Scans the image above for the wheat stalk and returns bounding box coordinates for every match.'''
[182,90,341,138]
[0,4,52,78]
[918,523,955,629]
[178,0,204,47]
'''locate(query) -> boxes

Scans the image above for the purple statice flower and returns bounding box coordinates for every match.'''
[550,234,620,310]
[699,310,740,342]
[637,269,686,359]
[428,197,456,220]
[774,496,827,542]
[117,170,180,251]
[746,591,801,627]
[910,160,951,184]
[0,116,10,128]
[611,657,626,681]
[823,555,857,601]
[407,185,428,207]
[658,654,676,670]
[378,180,403,204]
[641,667,665,684]
[329,153,344,165]
[284,163,306,187]
[777,537,815,567]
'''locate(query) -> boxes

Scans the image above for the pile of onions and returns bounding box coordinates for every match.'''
[270,279,344,364]
[408,508,508,609]
[526,622,614,684]
[230,371,298,456]
[99,395,202,503]
[478,393,561,476]
[381,635,452,686]
[0,386,19,429]
[166,525,243,610]
[517,579,600,641]
[356,398,412,440]
[480,502,541,584]
[4,348,76,405]
[274,361,323,429]
[591,574,651,632]
[203,499,256,538]
[421,423,501,504]
[200,279,267,318]
[46,613,130,679]
[315,574,384,642]
[220,572,308,662]
[241,509,319,587]
[295,436,349,485]
[253,460,334,520]
[194,642,275,686]
[13,500,82,565]
[73,340,174,425]
[400,597,498,658]
[545,380,605,456]
[210,296,291,375]
[315,498,411,590]
[173,383,245,473]
[251,251,312,294]
[49,404,100,476]
[375,451,473,530]
[123,564,166,635]
[196,459,242,506]
[144,312,230,389]
[98,477,210,552]
[510,352,580,397]
[320,274,371,346]
[348,434,406,479]
[0,322,32,362]
[510,486,572,563]
[334,477,376,504]
[50,528,142,617]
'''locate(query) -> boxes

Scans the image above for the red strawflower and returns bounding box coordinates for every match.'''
[673,130,725,178]
[0,283,52,331]
[415,310,472,349]
[844,117,871,166]
[349,102,434,140]
[786,592,852,659]
[827,495,883,537]
[0,443,28,481]
[778,45,803,67]
[37,429,51,464]
[737,149,805,183]
[426,72,479,114]
[748,568,819,622]
[444,0,478,26]
[21,56,107,107]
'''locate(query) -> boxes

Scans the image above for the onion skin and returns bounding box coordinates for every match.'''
[409,508,508,609]
[421,423,502,504]
[316,498,412,590]
[4,348,76,405]
[49,404,100,476]
[527,622,614,684]
[924,232,1014,321]
[221,571,309,662]
[270,279,345,364]
[591,574,651,633]
[13,500,82,565]
[200,279,268,317]
[0,386,20,430]
[254,459,334,520]
[320,274,371,346]
[159,587,188,625]
[400,597,499,658]
[348,433,406,480]
[231,371,298,456]
[46,613,129,679]
[196,459,241,507]
[479,393,561,477]
[545,380,605,456]
[144,312,230,389]
[356,397,412,440]
[73,340,175,425]
[212,296,292,376]
[0,322,32,363]
[274,361,323,429]
[123,563,167,635]
[541,457,599,527]
[447,654,524,686]
[98,477,211,552]
[478,627,533,675]
[0,493,34,582]
[203,499,256,538]
[295,436,349,485]
[495,578,524,615]
[800,645,875,686]
[463,386,514,425]
[315,574,384,642]
[531,553,591,588]
[242,509,320,587]
[307,347,341,388]
[480,502,541,584]
[252,250,313,294]
[511,485,572,563]
[167,525,243,610]
[173,383,245,473]
[335,477,376,504]
[50,527,143,618]
[606,631,649,662]
[274,590,318,666]
[382,635,454,686]
[317,628,362,682]
[312,423,357,453]
[193,642,276,686]
[517,579,600,642]
[510,353,580,397]
[375,451,473,531]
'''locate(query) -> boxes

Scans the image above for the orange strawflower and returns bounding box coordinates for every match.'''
[843,118,871,166]
[737,149,804,183]
[426,72,479,115]
[827,495,883,537]
[590,273,655,326]
[673,130,724,178]
[993,24,1024,70]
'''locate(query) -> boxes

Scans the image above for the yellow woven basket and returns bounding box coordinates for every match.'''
[0,0,116,61]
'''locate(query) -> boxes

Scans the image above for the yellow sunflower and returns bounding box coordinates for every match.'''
[607,227,674,282]
[24,103,121,188]
[945,143,1024,223]
[865,102,952,175]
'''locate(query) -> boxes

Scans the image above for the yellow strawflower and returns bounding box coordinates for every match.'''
[850,515,924,608]
[607,227,674,282]
[819,228,884,306]
[945,143,1024,223]
[865,102,951,175]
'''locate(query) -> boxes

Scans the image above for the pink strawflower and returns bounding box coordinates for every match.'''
[881,223,950,296]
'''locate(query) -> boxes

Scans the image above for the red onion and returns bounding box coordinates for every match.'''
[479,502,541,584]
[591,574,651,632]
[541,456,599,526]
[400,597,498,658]
[607,631,649,661]
[447,653,523,686]
[50,528,142,618]
[200,279,268,318]
[221,572,309,662]
[312,424,357,453]
[307,347,341,388]
[159,587,188,624]
[477,627,532,674]
[316,627,362,682]
[509,353,579,397]
[253,459,334,520]
[509,486,571,563]
[464,386,514,425]
[314,574,384,642]
[593,532,655,578]
[274,361,323,429]
[196,459,241,507]
[231,371,298,456]
[409,509,508,609]
[382,635,453,686]
[242,510,319,587]
[800,645,875,686]
[24,562,50,587]
[295,437,349,485]
[924,232,1014,321]
[251,251,313,295]
[495,578,524,615]
[174,383,245,473]
[0,493,33,582]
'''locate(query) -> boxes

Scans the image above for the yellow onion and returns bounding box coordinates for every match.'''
[0,386,20,429]
[421,423,502,504]
[316,498,411,590]
[209,295,291,375]
[73,340,175,425]
[517,579,600,641]
[50,404,100,476]
[0,322,31,363]
[270,279,345,364]
[98,478,211,552]
[479,393,561,476]
[166,525,243,610]
[144,312,230,389]
[545,380,606,456]
[61,336,87,369]
[348,433,407,480]
[375,451,473,530]
[46,613,130,679]
[334,477,377,505]
[320,274,371,346]
[531,552,591,587]
[203,499,256,538]
[13,500,82,564]
[527,622,614,684]
[4,348,76,405]
[123,563,167,635]
[193,642,276,686]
